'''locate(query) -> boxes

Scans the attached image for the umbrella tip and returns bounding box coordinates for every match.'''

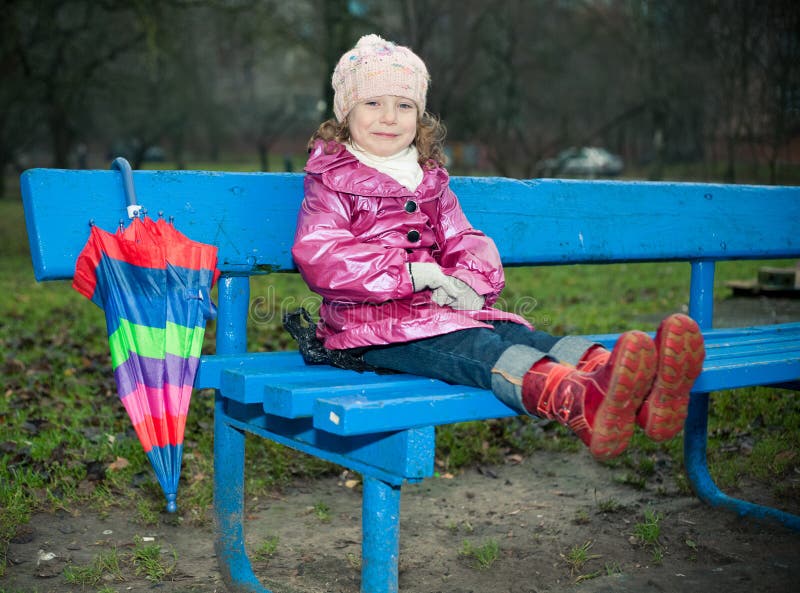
[165,493,178,513]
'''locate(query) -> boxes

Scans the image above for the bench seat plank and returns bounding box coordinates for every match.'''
[196,351,304,389]
[263,376,464,418]
[220,367,371,404]
[694,352,800,392]
[591,322,800,393]
[313,389,515,436]
[311,351,799,437]
[311,324,800,436]
[588,321,800,348]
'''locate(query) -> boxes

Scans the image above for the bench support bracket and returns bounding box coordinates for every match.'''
[685,393,800,530]
[686,262,800,531]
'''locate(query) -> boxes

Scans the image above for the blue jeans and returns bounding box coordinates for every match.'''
[362,322,595,405]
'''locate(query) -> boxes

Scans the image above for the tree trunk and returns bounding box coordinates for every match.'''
[321,0,351,119]
[258,142,269,172]
[723,132,736,184]
[49,106,72,168]
[0,156,7,199]
[173,131,186,171]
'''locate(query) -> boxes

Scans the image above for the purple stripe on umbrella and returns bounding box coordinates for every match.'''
[113,351,200,397]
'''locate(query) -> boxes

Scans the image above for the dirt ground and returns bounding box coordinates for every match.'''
[4,451,800,593]
[4,295,800,593]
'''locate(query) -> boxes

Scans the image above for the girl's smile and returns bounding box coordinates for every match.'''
[348,95,418,157]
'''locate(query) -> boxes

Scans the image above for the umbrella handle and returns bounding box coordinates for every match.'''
[110,157,143,219]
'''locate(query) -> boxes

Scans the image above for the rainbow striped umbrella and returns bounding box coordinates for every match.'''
[72,161,218,512]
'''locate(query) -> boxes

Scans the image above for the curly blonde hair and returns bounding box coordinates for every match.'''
[307,111,447,168]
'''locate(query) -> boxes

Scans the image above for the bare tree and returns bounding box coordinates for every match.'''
[4,0,796,184]
[756,1,800,184]
[6,1,145,168]
[0,1,43,197]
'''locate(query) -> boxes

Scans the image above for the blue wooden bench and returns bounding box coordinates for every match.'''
[21,166,800,593]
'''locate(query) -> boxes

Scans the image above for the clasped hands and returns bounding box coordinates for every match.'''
[408,262,485,311]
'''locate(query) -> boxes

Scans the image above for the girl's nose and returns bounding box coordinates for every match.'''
[380,107,397,123]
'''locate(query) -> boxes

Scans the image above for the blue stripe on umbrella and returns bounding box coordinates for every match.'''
[92,255,215,331]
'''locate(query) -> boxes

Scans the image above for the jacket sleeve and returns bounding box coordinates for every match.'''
[292,174,415,303]
[433,186,506,303]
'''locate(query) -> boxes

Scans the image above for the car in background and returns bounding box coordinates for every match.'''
[536,147,624,178]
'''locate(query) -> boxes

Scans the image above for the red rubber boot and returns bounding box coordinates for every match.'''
[636,314,705,441]
[522,331,656,460]
[577,314,705,442]
[576,345,610,373]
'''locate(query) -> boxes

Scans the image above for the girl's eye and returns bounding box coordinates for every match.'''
[399,103,414,110]
[365,101,379,107]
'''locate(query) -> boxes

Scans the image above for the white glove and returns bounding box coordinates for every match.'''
[409,262,485,310]
[408,262,448,292]
[432,276,486,311]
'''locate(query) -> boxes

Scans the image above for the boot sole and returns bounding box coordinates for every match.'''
[639,314,705,442]
[589,331,656,460]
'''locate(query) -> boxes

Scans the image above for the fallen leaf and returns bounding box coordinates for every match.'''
[107,456,129,471]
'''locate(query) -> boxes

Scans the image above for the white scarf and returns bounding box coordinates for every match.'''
[347,142,424,192]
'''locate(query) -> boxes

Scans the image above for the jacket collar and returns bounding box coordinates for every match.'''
[305,139,449,198]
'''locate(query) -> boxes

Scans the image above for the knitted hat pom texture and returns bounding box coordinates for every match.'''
[332,34,430,122]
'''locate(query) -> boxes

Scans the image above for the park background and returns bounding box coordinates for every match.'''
[1,0,799,189]
[1,0,799,590]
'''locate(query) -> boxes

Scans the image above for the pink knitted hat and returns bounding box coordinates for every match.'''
[332,34,429,122]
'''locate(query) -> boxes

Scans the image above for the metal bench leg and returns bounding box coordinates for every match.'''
[214,393,272,593]
[361,476,401,593]
[687,261,800,531]
[684,391,800,531]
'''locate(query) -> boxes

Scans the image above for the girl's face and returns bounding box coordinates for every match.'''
[348,95,418,157]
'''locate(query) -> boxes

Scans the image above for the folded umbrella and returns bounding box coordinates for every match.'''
[73,158,219,512]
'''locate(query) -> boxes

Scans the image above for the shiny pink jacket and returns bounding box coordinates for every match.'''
[292,140,531,349]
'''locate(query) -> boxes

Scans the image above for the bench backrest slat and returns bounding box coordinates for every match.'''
[21,168,800,281]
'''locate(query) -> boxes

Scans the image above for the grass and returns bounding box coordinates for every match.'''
[459,539,499,570]
[2,181,800,576]
[573,508,591,524]
[312,501,332,522]
[132,536,177,582]
[562,540,601,574]
[596,497,624,514]
[253,535,280,561]
[572,558,623,583]
[63,547,124,585]
[622,161,800,186]
[633,507,663,546]
[62,539,175,587]
[633,507,665,563]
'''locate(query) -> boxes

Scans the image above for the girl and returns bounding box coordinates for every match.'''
[292,34,705,461]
